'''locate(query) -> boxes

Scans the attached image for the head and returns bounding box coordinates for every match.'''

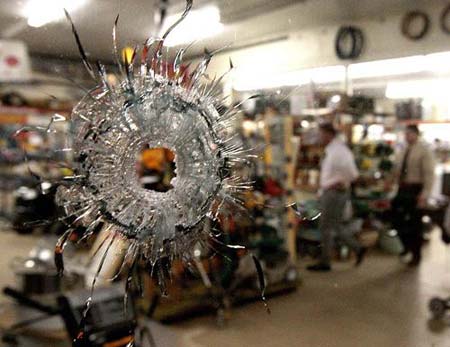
[265,101,278,116]
[319,123,337,146]
[405,125,419,145]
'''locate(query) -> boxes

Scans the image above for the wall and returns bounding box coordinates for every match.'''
[203,3,450,86]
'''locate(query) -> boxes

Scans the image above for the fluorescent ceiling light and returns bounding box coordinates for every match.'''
[160,5,224,47]
[233,51,450,91]
[233,65,345,91]
[425,51,450,73]
[307,65,346,84]
[24,0,88,28]
[349,56,425,79]
[385,81,424,99]
[385,79,450,99]
[233,71,298,91]
[349,51,450,79]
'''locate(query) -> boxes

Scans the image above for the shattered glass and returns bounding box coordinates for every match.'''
[49,0,255,281]
[12,1,263,342]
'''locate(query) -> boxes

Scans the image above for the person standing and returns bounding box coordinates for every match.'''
[391,125,435,266]
[307,123,366,272]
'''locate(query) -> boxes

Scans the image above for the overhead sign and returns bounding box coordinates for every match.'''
[0,40,31,82]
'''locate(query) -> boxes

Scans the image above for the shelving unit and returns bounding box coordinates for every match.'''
[263,114,298,262]
[241,109,300,264]
[0,106,72,222]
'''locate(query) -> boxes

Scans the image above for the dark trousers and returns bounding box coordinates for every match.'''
[391,184,423,261]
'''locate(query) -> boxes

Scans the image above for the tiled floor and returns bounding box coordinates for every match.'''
[2,228,450,346]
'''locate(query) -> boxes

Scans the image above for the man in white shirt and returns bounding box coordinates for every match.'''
[307,123,366,272]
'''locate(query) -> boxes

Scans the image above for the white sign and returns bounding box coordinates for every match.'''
[0,40,31,82]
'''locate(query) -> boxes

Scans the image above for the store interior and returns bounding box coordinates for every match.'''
[0,0,450,346]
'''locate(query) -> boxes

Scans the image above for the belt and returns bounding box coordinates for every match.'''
[399,182,423,189]
[324,186,348,193]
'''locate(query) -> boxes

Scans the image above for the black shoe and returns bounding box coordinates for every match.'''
[355,247,367,267]
[307,263,331,272]
[399,249,409,257]
[407,256,421,267]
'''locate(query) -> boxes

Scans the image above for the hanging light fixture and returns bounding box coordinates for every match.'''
[159,5,224,46]
[24,0,88,28]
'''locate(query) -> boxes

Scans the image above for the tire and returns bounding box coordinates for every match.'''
[401,11,430,41]
[335,26,364,60]
[441,4,450,34]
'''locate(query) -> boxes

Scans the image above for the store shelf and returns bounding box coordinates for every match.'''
[0,106,71,116]
[296,163,320,169]
[399,119,450,125]
[296,184,319,193]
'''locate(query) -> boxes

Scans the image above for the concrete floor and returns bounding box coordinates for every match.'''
[2,229,450,346]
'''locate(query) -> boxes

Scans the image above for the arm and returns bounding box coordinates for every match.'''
[348,153,359,183]
[418,146,436,205]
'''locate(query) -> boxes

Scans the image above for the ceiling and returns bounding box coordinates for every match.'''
[0,0,444,62]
